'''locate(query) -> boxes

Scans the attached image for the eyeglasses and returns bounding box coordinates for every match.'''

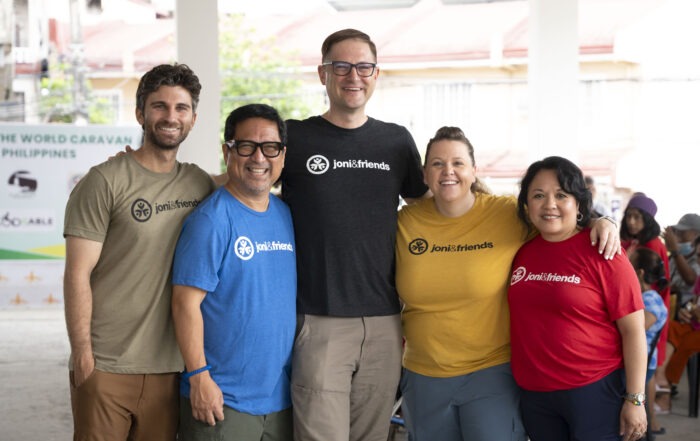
[224,140,284,158]
[322,61,377,77]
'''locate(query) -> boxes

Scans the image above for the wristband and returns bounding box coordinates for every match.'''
[182,364,211,379]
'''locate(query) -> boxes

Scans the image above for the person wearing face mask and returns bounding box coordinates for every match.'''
[654,235,700,414]
[663,213,700,306]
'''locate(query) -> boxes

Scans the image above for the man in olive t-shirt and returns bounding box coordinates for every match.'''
[63,64,216,441]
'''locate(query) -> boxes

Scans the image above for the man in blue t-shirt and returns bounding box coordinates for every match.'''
[171,104,296,441]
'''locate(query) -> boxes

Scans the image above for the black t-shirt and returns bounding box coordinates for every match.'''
[281,116,428,316]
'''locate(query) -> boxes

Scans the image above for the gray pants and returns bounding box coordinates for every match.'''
[291,314,403,441]
[179,397,292,441]
[400,363,527,441]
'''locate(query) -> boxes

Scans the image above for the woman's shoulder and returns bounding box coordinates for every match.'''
[398,197,433,219]
[474,192,518,214]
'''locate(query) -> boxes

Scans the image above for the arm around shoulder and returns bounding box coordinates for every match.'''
[588,216,621,260]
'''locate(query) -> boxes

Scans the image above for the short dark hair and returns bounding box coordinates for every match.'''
[425,126,489,195]
[517,156,592,230]
[629,247,669,291]
[136,63,201,114]
[321,29,377,62]
[224,104,287,145]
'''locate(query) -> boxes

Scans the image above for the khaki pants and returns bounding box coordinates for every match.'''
[70,369,178,441]
[291,314,402,441]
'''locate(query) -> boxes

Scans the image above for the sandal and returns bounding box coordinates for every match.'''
[656,384,671,394]
[654,402,670,415]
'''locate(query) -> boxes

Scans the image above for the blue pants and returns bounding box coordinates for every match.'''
[520,369,625,441]
[400,363,527,441]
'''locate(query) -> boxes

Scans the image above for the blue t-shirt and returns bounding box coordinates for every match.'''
[172,187,296,415]
[643,289,667,370]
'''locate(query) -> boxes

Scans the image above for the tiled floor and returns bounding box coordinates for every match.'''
[654,369,699,441]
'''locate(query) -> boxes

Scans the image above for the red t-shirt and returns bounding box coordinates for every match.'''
[509,229,643,391]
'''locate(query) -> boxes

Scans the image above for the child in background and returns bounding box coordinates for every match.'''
[629,248,668,436]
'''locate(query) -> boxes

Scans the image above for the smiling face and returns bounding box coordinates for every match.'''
[136,85,196,151]
[424,139,476,212]
[318,38,378,115]
[526,169,580,242]
[223,117,285,208]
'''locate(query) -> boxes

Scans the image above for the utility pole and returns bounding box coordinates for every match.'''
[69,0,88,124]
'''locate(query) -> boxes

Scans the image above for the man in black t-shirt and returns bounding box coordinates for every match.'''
[281,29,428,441]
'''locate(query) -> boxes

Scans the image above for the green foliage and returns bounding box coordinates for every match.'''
[219,14,324,131]
[38,62,114,124]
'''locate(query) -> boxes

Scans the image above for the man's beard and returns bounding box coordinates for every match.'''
[143,127,185,151]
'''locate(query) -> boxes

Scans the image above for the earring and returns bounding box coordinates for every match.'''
[576,212,583,222]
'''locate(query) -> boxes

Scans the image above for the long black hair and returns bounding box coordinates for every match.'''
[620,208,661,245]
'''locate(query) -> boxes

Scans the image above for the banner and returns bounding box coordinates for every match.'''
[0,123,141,307]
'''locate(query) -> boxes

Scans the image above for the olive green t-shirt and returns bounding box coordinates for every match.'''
[64,154,216,374]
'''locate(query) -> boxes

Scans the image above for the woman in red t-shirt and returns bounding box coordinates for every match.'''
[509,156,647,441]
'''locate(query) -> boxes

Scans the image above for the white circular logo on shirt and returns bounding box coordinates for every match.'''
[511,266,527,285]
[306,155,330,175]
[234,236,255,261]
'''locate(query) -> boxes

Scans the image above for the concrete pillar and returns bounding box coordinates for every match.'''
[0,0,14,101]
[175,0,221,174]
[528,0,578,163]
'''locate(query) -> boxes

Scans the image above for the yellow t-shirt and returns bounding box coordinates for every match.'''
[396,193,530,377]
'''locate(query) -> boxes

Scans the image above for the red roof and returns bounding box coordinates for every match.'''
[40,0,666,73]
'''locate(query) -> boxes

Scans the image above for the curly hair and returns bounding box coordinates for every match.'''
[136,63,201,114]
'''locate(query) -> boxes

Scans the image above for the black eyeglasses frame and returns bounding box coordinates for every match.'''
[322,61,377,77]
[224,140,284,158]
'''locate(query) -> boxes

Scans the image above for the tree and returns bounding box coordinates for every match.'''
[219,14,324,131]
[38,61,114,124]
